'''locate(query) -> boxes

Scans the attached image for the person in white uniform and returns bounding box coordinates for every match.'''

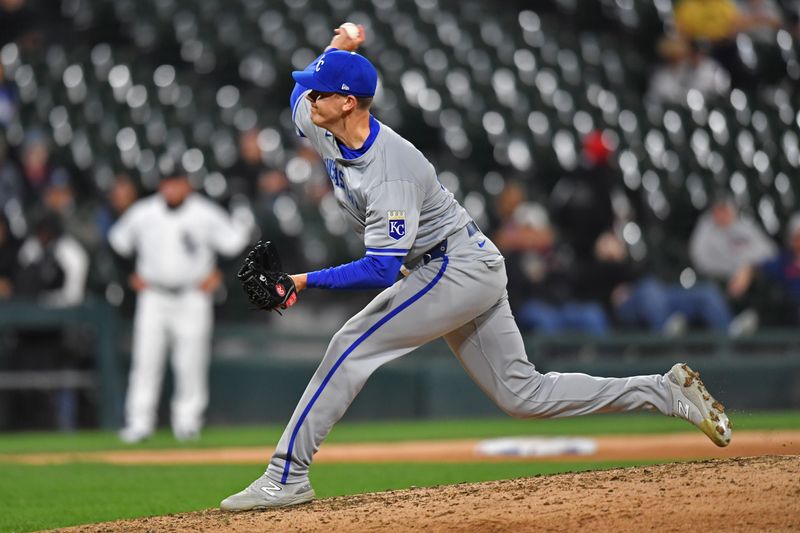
[110,171,253,442]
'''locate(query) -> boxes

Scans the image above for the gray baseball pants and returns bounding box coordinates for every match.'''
[267,225,672,484]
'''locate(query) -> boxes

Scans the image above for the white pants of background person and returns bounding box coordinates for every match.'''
[123,287,213,441]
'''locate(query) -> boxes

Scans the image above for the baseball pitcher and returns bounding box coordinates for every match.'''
[221,24,731,510]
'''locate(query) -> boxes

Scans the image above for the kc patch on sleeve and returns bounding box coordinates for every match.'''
[388,210,406,240]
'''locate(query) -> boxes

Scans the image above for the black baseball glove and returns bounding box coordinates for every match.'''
[237,240,297,312]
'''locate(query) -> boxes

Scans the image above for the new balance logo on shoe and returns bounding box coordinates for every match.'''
[260,481,283,497]
[220,474,315,510]
[667,363,731,447]
[677,399,690,419]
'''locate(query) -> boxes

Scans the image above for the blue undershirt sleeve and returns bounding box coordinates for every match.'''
[306,254,404,290]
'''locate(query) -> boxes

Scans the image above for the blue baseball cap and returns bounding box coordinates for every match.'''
[292,50,378,98]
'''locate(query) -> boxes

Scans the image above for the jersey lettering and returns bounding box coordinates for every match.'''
[181,231,198,255]
[324,158,357,208]
[324,158,343,188]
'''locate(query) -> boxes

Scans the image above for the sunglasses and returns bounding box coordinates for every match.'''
[308,90,348,102]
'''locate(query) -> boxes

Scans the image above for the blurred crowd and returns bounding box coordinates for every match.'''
[491,0,800,336]
[0,0,797,330]
[493,129,800,338]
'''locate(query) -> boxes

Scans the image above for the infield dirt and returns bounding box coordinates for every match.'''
[57,455,800,532]
[13,430,800,465]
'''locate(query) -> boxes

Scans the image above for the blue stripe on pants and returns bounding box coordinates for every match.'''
[281,257,449,483]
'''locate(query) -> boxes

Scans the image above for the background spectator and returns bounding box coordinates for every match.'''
[89,173,141,314]
[673,0,785,91]
[10,211,90,430]
[729,212,800,325]
[647,38,731,105]
[674,0,743,43]
[19,131,55,200]
[572,232,743,336]
[738,0,785,42]
[689,195,777,283]
[227,128,265,197]
[0,134,23,212]
[252,168,306,272]
[494,182,608,335]
[0,213,19,299]
[42,170,102,251]
[0,63,18,127]
[16,210,88,307]
[0,0,37,47]
[95,173,140,241]
[737,0,787,84]
[550,130,637,262]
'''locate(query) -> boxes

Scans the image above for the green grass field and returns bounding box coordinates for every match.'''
[0,411,797,533]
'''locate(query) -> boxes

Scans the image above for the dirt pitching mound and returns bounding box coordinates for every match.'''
[61,455,799,532]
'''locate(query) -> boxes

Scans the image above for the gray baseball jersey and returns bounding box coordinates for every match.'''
[266,90,673,485]
[292,95,471,264]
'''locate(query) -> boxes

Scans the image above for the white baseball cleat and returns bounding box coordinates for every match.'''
[118,427,152,444]
[173,428,200,442]
[666,363,732,447]
[220,473,315,511]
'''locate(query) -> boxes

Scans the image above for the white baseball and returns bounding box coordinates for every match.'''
[341,22,360,39]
